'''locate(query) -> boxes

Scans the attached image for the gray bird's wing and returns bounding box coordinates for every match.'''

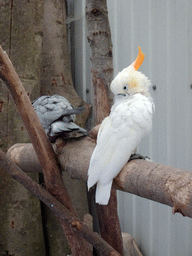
[33,95,86,139]
[48,121,87,137]
[33,95,75,127]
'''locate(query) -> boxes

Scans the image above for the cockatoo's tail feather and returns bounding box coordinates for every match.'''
[132,46,145,70]
[95,181,113,205]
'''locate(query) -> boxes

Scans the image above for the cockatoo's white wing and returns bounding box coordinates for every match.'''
[87,93,154,204]
[87,117,114,185]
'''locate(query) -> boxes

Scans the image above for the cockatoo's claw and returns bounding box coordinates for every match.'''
[129,153,151,161]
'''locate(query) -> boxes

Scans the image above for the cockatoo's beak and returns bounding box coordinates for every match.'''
[132,46,145,70]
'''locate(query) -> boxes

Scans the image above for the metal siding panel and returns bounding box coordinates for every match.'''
[73,0,89,101]
[107,0,192,255]
[186,1,192,253]
[74,0,192,255]
[72,0,93,129]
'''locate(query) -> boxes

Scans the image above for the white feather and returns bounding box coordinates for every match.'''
[87,55,154,205]
[95,181,113,205]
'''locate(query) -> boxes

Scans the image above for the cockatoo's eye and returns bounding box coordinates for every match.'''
[123,85,128,91]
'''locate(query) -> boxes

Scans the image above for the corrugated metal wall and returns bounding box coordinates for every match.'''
[72,0,192,255]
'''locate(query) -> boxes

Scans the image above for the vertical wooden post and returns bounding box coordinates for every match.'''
[86,0,124,255]
[41,0,91,254]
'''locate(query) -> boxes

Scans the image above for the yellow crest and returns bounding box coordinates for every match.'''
[133,46,145,70]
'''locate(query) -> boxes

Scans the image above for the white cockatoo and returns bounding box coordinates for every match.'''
[33,95,87,141]
[87,47,154,205]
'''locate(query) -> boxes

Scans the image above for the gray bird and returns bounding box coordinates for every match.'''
[32,95,87,141]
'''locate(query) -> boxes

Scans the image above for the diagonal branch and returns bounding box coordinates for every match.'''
[0,149,121,256]
[0,45,91,255]
[86,0,124,254]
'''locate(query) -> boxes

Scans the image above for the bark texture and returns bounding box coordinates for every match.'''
[122,233,143,256]
[86,0,113,124]
[0,149,121,256]
[0,0,10,151]
[86,1,123,254]
[0,1,46,255]
[42,0,91,127]
[40,1,91,253]
[96,189,124,255]
[8,132,192,219]
[1,0,92,254]
[0,47,92,255]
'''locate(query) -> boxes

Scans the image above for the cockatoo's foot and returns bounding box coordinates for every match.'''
[129,153,151,161]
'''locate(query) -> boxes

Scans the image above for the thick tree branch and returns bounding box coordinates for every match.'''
[86,0,113,124]
[0,46,91,255]
[40,1,91,252]
[42,0,91,127]
[7,132,192,219]
[0,149,120,256]
[86,1,124,254]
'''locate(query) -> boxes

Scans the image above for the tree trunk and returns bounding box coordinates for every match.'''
[0,0,10,152]
[42,0,91,126]
[86,1,124,254]
[40,0,91,254]
[0,0,46,255]
[96,189,124,255]
[86,0,113,125]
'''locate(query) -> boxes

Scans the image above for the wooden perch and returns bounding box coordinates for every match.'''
[7,130,192,219]
[0,149,120,256]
